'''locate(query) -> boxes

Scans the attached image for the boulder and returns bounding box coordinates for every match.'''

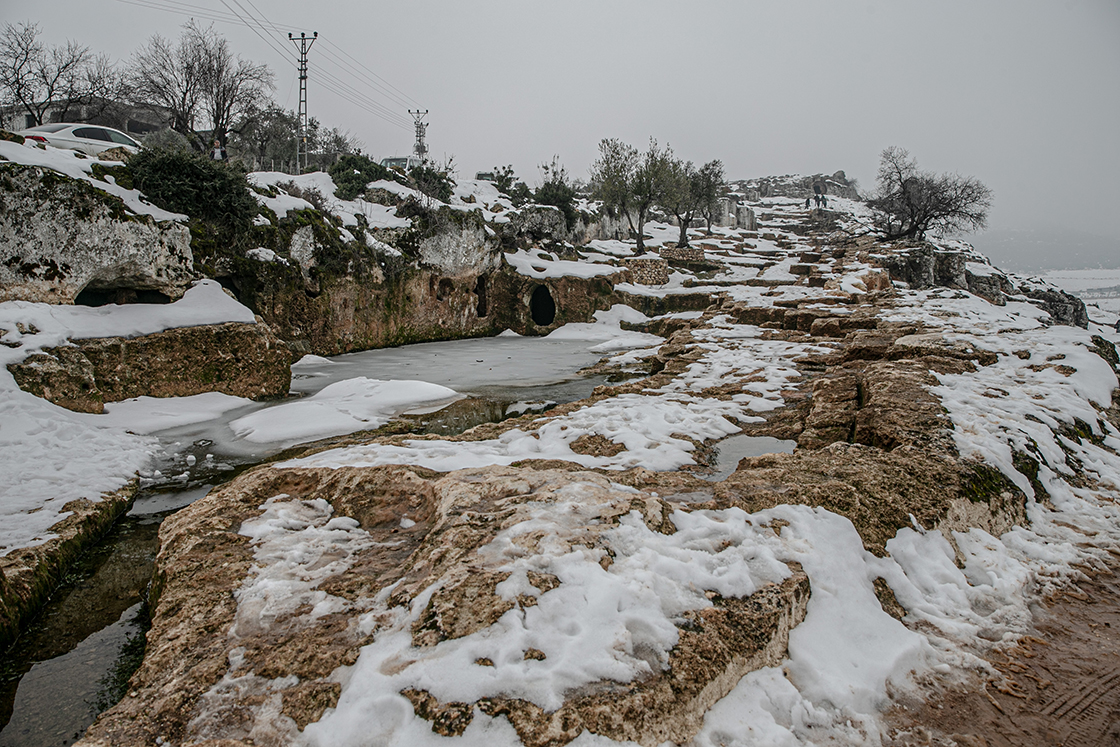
[8,321,292,413]
[0,163,194,304]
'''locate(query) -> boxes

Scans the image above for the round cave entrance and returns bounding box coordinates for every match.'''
[530,284,556,327]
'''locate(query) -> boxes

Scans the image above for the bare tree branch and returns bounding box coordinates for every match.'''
[0,22,121,127]
[868,146,992,240]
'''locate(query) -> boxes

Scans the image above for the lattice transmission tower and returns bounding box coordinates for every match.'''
[409,109,429,162]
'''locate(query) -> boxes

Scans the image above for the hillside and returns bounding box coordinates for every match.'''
[2,139,1120,745]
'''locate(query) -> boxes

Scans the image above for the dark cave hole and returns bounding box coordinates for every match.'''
[74,287,171,307]
[530,284,556,327]
[474,275,488,318]
[437,278,454,302]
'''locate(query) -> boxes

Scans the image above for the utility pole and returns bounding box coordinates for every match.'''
[289,31,317,174]
[408,109,428,163]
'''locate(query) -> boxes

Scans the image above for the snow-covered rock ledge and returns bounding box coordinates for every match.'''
[0,150,193,305]
[2,280,292,412]
[0,281,289,647]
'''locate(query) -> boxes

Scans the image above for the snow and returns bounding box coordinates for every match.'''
[504,247,623,279]
[247,247,289,265]
[7,171,1120,744]
[280,316,824,474]
[90,392,253,434]
[228,378,461,446]
[249,171,412,230]
[0,139,186,222]
[0,279,255,352]
[300,491,794,746]
[0,280,258,556]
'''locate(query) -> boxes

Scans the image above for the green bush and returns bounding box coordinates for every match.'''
[129,149,258,230]
[409,164,455,204]
[329,153,395,200]
[534,158,579,230]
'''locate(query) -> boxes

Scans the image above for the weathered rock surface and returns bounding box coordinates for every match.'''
[52,180,1109,746]
[76,466,810,747]
[0,163,194,304]
[8,321,292,413]
[873,242,1088,327]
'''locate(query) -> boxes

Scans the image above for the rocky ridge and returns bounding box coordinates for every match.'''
[73,194,1120,746]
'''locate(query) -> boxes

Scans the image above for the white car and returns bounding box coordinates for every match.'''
[17,123,141,156]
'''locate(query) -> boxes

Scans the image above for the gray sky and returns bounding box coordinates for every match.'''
[7,0,1120,263]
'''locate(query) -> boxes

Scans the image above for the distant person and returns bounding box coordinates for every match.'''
[822,195,828,208]
[805,197,811,209]
[210,139,226,161]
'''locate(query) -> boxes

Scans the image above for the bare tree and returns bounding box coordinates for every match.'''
[128,22,272,150]
[0,22,122,127]
[127,24,205,143]
[868,146,992,241]
[199,28,272,148]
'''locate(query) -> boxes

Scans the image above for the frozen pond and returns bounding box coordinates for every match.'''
[290,336,608,395]
[0,335,631,745]
[139,335,621,488]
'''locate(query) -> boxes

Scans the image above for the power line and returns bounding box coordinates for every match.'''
[110,0,416,130]
[213,0,412,129]
[318,38,420,109]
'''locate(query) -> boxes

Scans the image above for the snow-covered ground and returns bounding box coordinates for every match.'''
[269,205,1120,745]
[5,155,1120,745]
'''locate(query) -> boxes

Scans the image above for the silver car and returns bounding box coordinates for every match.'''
[17,123,141,156]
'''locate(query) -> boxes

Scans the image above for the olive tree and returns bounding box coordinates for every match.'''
[693,159,725,232]
[868,146,992,240]
[590,137,675,254]
[661,157,725,246]
[661,157,698,247]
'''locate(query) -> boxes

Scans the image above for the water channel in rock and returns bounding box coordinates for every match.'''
[0,334,798,744]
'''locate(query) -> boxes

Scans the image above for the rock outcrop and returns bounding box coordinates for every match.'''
[874,241,1088,327]
[8,321,292,413]
[0,163,194,304]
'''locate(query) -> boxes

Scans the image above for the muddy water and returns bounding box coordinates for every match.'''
[0,516,159,746]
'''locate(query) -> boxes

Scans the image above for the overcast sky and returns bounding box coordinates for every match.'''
[7,0,1120,262]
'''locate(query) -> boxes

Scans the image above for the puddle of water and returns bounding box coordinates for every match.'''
[128,484,213,516]
[0,604,145,747]
[702,434,797,482]
[0,514,160,746]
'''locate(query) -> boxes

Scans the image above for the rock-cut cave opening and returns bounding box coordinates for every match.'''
[74,286,172,307]
[530,284,556,327]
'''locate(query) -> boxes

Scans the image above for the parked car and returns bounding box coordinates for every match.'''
[17,123,141,156]
[380,155,423,172]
